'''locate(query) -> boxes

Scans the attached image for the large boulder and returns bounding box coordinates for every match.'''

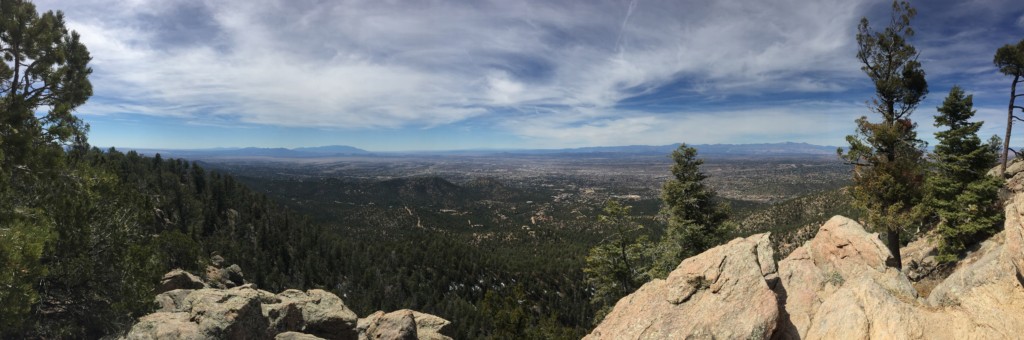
[357,310,452,340]
[159,269,206,293]
[264,289,358,340]
[180,285,270,339]
[357,310,417,340]
[406,311,452,340]
[773,216,916,339]
[585,233,780,339]
[774,208,1024,339]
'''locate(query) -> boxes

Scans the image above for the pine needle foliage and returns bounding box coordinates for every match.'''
[583,200,652,324]
[648,144,731,279]
[925,86,1004,262]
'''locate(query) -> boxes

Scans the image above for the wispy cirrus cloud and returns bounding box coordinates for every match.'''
[30,0,1024,149]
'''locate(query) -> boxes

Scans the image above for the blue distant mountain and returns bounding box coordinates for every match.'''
[122,142,837,160]
[293,145,371,155]
[478,142,838,156]
[124,145,370,159]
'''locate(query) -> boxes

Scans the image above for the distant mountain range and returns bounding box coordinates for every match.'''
[502,142,838,156]
[127,145,372,159]
[121,142,839,159]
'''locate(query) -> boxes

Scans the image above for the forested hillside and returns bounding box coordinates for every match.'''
[2,147,331,337]
[3,145,602,338]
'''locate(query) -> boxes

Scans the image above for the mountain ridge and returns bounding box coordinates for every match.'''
[118,142,839,159]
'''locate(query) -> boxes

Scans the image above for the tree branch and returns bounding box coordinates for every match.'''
[1010,147,1022,158]
[844,160,872,167]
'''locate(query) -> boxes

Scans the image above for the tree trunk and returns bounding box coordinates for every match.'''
[887,228,902,270]
[1003,75,1019,171]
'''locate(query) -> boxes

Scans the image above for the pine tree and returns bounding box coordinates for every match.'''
[648,144,730,278]
[839,1,928,269]
[925,86,1003,262]
[583,200,652,324]
[0,0,92,170]
[994,38,1024,169]
[1,0,93,334]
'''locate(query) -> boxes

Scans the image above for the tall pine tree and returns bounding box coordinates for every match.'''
[839,1,928,269]
[925,86,1003,262]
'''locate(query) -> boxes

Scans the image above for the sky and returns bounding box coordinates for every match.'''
[31,0,1024,151]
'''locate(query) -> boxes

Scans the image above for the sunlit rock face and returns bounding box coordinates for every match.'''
[588,164,1024,339]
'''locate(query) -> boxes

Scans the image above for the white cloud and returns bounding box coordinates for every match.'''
[36,0,873,136]
[500,101,865,148]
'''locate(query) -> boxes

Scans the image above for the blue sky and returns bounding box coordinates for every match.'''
[33,0,1024,151]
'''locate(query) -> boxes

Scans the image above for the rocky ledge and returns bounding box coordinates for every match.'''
[588,166,1024,339]
[125,264,451,340]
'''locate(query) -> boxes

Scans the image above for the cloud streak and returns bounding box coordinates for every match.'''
[30,0,1024,149]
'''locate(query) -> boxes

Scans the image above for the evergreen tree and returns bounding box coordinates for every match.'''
[839,1,928,269]
[994,38,1024,170]
[583,200,652,324]
[925,86,1004,262]
[1,0,94,335]
[0,0,92,169]
[649,144,730,278]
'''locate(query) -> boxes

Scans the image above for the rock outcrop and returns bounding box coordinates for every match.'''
[126,266,450,340]
[588,165,1024,339]
[159,269,207,293]
[773,216,918,339]
[585,233,780,339]
[356,310,452,340]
